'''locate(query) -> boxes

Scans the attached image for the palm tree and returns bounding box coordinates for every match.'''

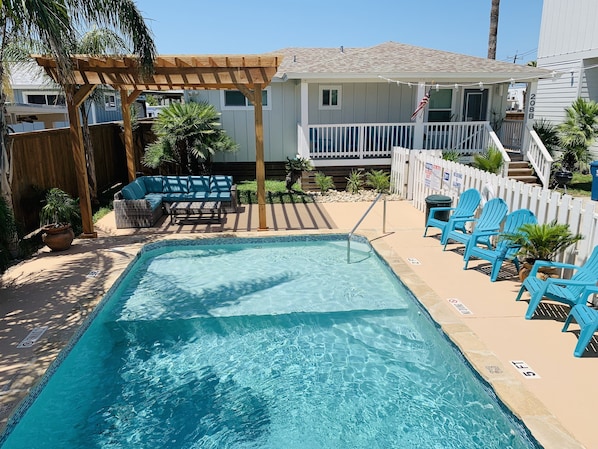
[487,0,500,59]
[142,101,239,175]
[0,0,156,204]
[558,97,598,171]
[76,28,133,203]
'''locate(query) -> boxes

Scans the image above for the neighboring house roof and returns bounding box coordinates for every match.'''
[273,41,551,82]
[8,62,59,90]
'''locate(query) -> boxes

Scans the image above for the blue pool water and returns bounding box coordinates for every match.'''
[0,236,540,449]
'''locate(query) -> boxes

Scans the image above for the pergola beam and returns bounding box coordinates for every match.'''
[34,54,281,236]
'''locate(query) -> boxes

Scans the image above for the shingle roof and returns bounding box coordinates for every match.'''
[8,62,57,89]
[270,41,550,81]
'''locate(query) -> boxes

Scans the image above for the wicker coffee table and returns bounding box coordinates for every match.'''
[169,201,222,224]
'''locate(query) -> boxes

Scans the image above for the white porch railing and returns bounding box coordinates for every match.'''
[306,123,415,161]
[390,148,597,266]
[524,128,553,188]
[304,121,499,161]
[499,119,524,150]
[422,121,487,151]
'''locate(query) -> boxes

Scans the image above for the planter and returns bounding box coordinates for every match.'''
[42,224,75,251]
[518,260,559,282]
[554,170,573,188]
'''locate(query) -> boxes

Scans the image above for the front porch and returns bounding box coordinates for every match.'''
[298,120,553,187]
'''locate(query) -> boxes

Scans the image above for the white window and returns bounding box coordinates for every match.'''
[104,94,117,111]
[221,87,271,110]
[319,86,341,110]
[427,89,453,122]
[23,91,65,106]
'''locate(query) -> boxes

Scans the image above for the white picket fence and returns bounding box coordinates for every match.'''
[390,147,598,265]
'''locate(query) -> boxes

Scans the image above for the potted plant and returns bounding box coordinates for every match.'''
[284,155,313,191]
[500,221,583,281]
[39,188,80,251]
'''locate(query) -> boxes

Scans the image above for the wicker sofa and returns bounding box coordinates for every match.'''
[113,175,236,228]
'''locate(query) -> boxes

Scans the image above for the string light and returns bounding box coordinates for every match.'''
[376,72,563,90]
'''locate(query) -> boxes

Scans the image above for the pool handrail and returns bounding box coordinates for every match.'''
[347,192,387,263]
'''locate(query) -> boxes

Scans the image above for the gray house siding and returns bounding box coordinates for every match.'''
[206,81,300,164]
[308,82,412,124]
[535,0,598,124]
[537,0,598,58]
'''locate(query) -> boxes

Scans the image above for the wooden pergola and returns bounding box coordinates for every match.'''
[34,54,281,236]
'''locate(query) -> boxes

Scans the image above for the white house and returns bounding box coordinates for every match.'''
[186,41,550,173]
[6,63,125,133]
[534,0,598,124]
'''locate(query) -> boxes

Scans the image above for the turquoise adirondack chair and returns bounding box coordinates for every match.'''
[442,197,508,250]
[562,286,598,357]
[516,245,598,320]
[463,208,537,282]
[423,188,481,243]
[563,287,598,357]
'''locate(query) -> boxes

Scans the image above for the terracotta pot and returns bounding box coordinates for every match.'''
[518,261,559,282]
[42,224,75,251]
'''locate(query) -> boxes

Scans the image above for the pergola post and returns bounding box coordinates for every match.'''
[252,84,267,230]
[65,84,97,238]
[119,89,143,182]
[237,84,268,230]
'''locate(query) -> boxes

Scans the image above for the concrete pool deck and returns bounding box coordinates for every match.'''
[0,198,595,449]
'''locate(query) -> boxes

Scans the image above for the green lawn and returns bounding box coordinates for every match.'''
[562,173,592,197]
[236,180,315,204]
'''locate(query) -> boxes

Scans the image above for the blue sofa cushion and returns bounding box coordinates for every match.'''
[161,192,194,202]
[210,175,233,192]
[143,176,165,194]
[206,191,232,201]
[144,194,164,211]
[188,176,210,192]
[163,176,188,193]
[121,178,146,200]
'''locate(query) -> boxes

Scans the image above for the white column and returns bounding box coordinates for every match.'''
[298,80,309,158]
[521,80,538,160]
[413,82,426,149]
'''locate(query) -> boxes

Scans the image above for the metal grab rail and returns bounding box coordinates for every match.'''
[347,193,387,263]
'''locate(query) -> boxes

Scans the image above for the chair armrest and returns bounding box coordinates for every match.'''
[449,216,477,226]
[528,260,580,277]
[428,206,456,219]
[579,285,598,305]
[543,278,596,288]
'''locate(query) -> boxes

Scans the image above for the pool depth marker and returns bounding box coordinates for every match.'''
[17,326,48,348]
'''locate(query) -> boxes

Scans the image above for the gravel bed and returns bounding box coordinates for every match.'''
[310,190,402,203]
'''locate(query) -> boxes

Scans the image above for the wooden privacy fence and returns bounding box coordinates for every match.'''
[390,147,598,265]
[9,123,128,232]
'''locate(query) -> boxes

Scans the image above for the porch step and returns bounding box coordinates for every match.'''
[507,161,539,185]
[507,151,524,162]
[509,175,540,184]
[508,161,530,169]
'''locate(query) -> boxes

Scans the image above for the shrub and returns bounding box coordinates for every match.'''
[0,196,17,273]
[314,172,335,193]
[472,147,504,174]
[346,169,364,194]
[442,149,460,162]
[365,169,390,193]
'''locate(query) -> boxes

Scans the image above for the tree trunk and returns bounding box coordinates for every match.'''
[487,0,500,60]
[80,103,98,204]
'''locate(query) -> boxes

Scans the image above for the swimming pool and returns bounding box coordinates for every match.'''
[0,235,540,448]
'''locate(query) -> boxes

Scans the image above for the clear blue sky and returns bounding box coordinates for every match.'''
[138,0,543,65]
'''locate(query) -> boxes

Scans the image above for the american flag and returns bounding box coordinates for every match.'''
[410,91,431,121]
